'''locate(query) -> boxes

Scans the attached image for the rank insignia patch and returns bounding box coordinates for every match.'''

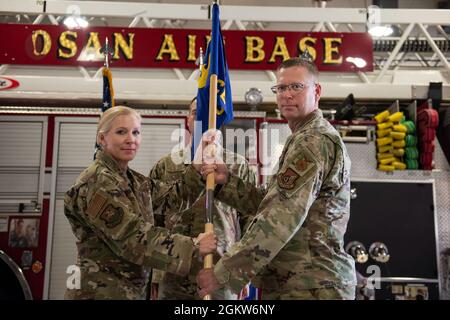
[296,158,309,171]
[100,205,124,228]
[277,168,300,189]
[86,193,107,218]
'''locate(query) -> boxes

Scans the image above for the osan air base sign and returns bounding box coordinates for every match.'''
[0,24,373,72]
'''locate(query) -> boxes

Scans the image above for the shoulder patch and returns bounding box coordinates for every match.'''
[276,151,317,198]
[100,205,124,228]
[277,168,300,190]
[86,192,107,219]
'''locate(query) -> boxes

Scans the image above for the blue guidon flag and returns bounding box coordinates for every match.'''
[192,3,233,160]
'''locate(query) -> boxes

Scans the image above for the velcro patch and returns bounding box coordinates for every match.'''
[277,152,317,198]
[86,193,107,219]
[100,205,124,228]
[296,158,310,171]
[277,168,300,190]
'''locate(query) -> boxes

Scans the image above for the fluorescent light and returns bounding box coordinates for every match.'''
[368,25,393,37]
[63,16,89,29]
[346,57,367,68]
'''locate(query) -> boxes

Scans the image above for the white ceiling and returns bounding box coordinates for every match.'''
[0,0,448,105]
[66,0,441,9]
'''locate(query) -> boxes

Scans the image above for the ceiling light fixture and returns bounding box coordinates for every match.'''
[368,25,394,37]
[63,15,89,29]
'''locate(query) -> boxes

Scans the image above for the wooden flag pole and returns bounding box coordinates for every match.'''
[203,73,218,300]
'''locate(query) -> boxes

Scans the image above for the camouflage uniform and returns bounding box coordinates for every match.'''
[64,150,205,300]
[149,147,256,299]
[214,110,357,300]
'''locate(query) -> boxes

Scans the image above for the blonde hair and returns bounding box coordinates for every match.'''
[96,106,141,145]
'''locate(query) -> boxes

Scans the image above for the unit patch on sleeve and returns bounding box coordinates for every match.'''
[100,205,124,228]
[276,151,317,198]
[277,168,300,190]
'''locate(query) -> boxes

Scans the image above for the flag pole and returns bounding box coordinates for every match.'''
[200,1,231,299]
[203,0,220,301]
[203,73,217,301]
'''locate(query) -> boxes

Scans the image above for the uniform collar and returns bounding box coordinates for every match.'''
[292,109,322,133]
[95,150,128,176]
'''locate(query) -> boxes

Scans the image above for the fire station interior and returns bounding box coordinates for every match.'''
[0,0,450,301]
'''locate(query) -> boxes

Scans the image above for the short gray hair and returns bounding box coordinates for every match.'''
[277,57,319,79]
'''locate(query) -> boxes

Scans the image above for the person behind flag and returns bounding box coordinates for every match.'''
[64,106,220,299]
[148,97,256,300]
[197,57,357,300]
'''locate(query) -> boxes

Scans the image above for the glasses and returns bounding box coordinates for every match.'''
[270,82,312,94]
